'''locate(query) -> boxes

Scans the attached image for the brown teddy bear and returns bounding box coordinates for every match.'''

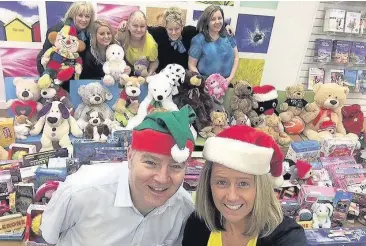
[230,80,261,125]
[279,84,308,123]
[175,70,215,131]
[262,114,292,146]
[114,74,145,126]
[301,83,357,141]
[199,111,229,138]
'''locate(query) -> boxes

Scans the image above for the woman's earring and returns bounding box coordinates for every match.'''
[220,213,224,226]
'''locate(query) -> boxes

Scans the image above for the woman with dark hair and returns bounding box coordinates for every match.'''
[188,5,239,83]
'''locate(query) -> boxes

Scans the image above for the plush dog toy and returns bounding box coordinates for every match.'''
[161,64,186,95]
[312,203,334,228]
[114,74,145,126]
[38,18,85,89]
[84,110,110,142]
[102,44,130,86]
[74,82,114,130]
[30,101,83,153]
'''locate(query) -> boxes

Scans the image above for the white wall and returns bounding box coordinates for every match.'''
[261,1,319,90]
[0,1,319,108]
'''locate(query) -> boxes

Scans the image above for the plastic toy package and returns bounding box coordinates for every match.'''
[24,204,48,246]
[306,228,366,245]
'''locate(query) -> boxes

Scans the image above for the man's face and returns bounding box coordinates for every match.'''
[128,149,186,214]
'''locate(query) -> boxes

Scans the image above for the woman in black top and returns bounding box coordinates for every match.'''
[117,7,233,73]
[182,125,307,246]
[36,1,94,91]
[80,19,115,80]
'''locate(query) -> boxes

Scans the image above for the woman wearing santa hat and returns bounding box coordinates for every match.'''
[182,125,306,246]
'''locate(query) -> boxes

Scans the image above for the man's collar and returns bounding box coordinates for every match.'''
[113,163,178,215]
[114,162,134,207]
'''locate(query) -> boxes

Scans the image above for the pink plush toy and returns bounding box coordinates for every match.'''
[205,73,229,101]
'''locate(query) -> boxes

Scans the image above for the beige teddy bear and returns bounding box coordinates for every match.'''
[301,83,357,141]
[279,84,308,123]
[261,114,292,146]
[199,111,229,138]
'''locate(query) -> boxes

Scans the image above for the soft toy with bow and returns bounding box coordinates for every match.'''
[38,18,85,89]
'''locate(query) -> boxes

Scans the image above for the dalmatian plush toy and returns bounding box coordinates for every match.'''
[160,64,186,96]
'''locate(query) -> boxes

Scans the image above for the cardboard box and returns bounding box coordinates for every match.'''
[306,228,366,245]
[285,140,320,163]
[320,138,357,157]
[0,118,15,148]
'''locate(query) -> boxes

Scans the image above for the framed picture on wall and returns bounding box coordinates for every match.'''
[0,1,41,42]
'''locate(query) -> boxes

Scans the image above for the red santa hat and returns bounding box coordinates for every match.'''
[202,125,284,187]
[253,85,278,102]
[295,160,312,179]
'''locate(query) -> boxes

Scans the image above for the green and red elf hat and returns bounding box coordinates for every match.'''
[131,105,196,163]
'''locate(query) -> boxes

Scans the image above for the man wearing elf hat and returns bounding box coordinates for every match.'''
[40,105,196,246]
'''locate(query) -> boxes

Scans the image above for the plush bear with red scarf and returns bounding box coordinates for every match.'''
[38,18,85,89]
[342,104,364,136]
[302,83,357,141]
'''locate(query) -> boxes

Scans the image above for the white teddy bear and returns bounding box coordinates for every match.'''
[311,203,334,228]
[102,44,130,86]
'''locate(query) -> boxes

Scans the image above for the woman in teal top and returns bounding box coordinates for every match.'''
[188,5,239,83]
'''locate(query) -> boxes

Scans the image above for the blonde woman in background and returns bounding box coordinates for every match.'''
[182,125,307,246]
[116,10,159,76]
[80,19,121,79]
[37,1,94,91]
[118,7,234,73]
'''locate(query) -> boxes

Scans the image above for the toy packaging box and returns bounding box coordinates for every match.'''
[0,118,16,148]
[298,185,337,210]
[361,11,366,35]
[332,40,351,64]
[285,140,321,163]
[323,9,346,32]
[331,191,353,227]
[305,228,366,245]
[308,68,325,90]
[330,69,345,84]
[90,147,127,164]
[22,148,69,168]
[25,204,48,246]
[344,70,358,91]
[357,70,366,93]
[320,138,357,157]
[314,39,333,63]
[350,42,366,65]
[72,138,120,164]
[345,12,361,34]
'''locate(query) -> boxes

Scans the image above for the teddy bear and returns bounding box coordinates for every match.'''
[205,73,229,103]
[199,111,229,138]
[261,114,292,146]
[74,82,114,130]
[125,72,179,130]
[279,84,308,123]
[301,83,357,141]
[39,83,74,114]
[230,80,261,126]
[102,44,130,86]
[133,57,149,77]
[38,18,85,89]
[14,115,33,140]
[175,70,215,131]
[312,203,334,228]
[6,77,42,123]
[114,74,146,126]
